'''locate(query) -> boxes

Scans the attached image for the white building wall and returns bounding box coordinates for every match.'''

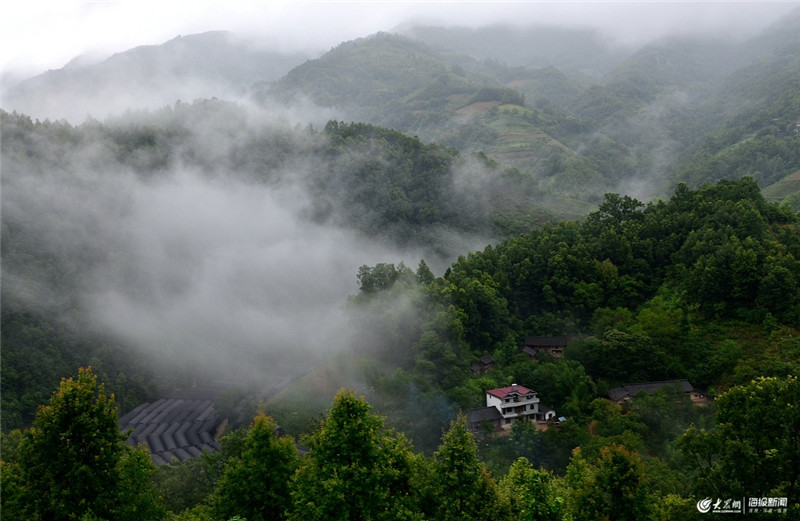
[486,392,541,420]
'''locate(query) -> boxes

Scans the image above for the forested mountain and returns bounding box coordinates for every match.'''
[2,31,311,122]
[331,177,800,443]
[266,32,485,127]
[2,8,800,520]
[402,24,629,74]
[670,29,800,194]
[1,102,583,431]
[260,10,800,202]
[5,9,799,202]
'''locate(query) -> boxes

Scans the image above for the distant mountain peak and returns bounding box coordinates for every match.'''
[2,31,311,123]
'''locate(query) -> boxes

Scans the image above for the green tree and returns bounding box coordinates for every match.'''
[111,446,165,521]
[17,367,126,519]
[582,328,670,383]
[12,367,163,521]
[652,494,705,521]
[154,428,246,514]
[214,414,299,521]
[627,386,704,455]
[444,269,512,354]
[288,389,419,521]
[525,359,596,418]
[431,415,501,521]
[1,436,27,521]
[566,444,653,521]
[412,306,471,392]
[498,457,564,521]
[678,375,800,505]
[357,263,412,294]
[415,259,435,286]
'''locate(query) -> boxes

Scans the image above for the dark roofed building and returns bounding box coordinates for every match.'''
[608,379,706,404]
[520,335,575,359]
[470,354,495,375]
[608,387,633,403]
[467,406,504,433]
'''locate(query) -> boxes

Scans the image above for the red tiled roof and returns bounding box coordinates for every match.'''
[487,384,535,398]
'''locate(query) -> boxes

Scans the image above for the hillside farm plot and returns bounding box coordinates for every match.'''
[119,397,222,466]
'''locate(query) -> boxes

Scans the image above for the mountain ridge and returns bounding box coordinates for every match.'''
[3,31,313,122]
[3,13,799,204]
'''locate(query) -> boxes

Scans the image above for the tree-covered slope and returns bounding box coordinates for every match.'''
[347,177,800,414]
[403,24,629,75]
[262,18,800,203]
[669,41,800,195]
[264,32,502,129]
[570,38,738,129]
[1,103,580,430]
[261,32,615,199]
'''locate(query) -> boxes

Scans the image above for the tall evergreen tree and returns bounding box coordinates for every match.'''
[498,457,564,521]
[11,367,163,521]
[431,415,501,521]
[566,444,653,521]
[289,389,419,521]
[214,413,299,521]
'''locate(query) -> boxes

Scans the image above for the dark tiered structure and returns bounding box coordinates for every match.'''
[119,393,222,466]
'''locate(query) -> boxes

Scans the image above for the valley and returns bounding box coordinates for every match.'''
[2,4,799,519]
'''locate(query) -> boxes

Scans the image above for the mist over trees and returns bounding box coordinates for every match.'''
[2,6,800,520]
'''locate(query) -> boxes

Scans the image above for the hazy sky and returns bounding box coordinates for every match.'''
[2,1,796,78]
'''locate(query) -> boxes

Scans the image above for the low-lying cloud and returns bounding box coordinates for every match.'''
[88,172,370,376]
[1,114,427,390]
[4,2,794,77]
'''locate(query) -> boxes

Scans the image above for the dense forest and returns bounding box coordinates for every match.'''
[2,7,800,520]
[2,368,798,519]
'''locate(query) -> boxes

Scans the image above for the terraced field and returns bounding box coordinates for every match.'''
[488,107,568,166]
[451,102,567,168]
[763,169,800,203]
[119,396,222,465]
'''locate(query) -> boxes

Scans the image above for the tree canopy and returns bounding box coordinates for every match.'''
[3,367,163,521]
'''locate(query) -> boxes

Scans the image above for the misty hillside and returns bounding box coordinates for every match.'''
[3,8,800,519]
[1,100,592,429]
[669,27,800,194]
[3,31,312,122]
[5,10,799,202]
[2,10,799,424]
[265,32,502,127]
[258,14,800,202]
[401,24,629,75]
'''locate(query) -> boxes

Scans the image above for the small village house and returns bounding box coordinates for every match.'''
[520,335,575,360]
[608,379,707,405]
[468,383,556,434]
[470,354,495,375]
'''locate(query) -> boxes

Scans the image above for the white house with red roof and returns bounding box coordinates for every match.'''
[479,383,556,428]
